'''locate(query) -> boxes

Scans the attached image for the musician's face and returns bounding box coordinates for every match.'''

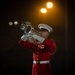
[41,31,49,39]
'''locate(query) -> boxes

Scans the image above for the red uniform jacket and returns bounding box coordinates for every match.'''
[19,39,56,75]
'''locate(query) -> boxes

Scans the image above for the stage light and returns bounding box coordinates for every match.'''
[40,8,47,13]
[46,2,53,8]
[14,21,18,25]
[9,22,13,26]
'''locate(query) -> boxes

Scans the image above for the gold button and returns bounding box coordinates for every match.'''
[37,52,39,54]
[36,61,40,64]
[37,55,39,57]
[37,58,39,60]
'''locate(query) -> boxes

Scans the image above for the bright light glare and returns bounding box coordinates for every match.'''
[40,8,47,13]
[46,2,53,8]
[9,22,13,26]
[14,21,18,25]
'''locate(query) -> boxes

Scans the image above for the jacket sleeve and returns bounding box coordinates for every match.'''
[19,39,34,49]
[43,39,56,55]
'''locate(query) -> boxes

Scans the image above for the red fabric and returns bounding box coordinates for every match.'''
[19,39,56,75]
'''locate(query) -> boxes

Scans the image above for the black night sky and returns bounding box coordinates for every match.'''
[0,0,75,75]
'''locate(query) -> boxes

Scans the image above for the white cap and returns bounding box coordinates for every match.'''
[38,24,53,32]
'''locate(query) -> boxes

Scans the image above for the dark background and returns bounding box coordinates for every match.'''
[0,0,75,75]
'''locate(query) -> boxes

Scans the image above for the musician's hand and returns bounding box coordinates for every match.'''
[31,34,45,43]
[28,36,37,44]
[21,35,28,41]
[38,44,45,49]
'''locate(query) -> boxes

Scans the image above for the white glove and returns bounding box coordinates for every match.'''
[21,35,28,41]
[31,34,45,43]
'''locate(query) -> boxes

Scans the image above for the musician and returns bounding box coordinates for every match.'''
[19,23,56,75]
